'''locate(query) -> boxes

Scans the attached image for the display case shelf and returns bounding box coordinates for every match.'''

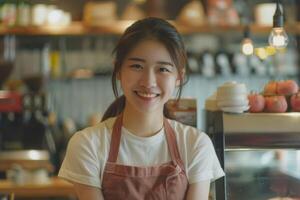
[206,111,300,200]
[0,21,299,36]
[222,112,300,149]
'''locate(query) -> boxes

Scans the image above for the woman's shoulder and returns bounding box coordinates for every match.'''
[168,119,211,146]
[168,119,202,136]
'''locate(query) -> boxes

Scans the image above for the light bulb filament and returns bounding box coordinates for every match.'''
[268,27,288,49]
[272,35,285,46]
[241,38,254,55]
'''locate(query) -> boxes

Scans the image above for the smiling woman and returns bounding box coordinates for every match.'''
[58,17,225,200]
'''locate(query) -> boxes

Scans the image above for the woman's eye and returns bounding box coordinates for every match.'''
[130,64,143,70]
[159,67,171,73]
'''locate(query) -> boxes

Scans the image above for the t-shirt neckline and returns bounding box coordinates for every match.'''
[121,126,165,145]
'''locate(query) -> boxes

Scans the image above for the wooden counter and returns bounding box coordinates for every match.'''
[0,177,76,198]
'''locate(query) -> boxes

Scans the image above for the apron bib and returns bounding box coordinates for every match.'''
[102,114,189,199]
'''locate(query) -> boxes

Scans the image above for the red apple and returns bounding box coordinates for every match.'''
[265,96,287,113]
[290,92,300,112]
[264,81,277,95]
[277,80,299,95]
[248,93,265,113]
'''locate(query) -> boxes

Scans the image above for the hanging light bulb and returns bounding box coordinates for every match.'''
[241,26,254,55]
[268,28,288,48]
[268,0,288,49]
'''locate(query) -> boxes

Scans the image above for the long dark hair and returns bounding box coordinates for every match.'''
[101,17,187,122]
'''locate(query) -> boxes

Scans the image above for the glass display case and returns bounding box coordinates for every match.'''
[206,111,300,200]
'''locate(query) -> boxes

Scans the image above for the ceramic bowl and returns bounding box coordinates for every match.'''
[217,82,247,97]
[221,105,249,113]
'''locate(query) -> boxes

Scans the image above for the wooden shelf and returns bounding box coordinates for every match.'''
[0,21,135,36]
[177,23,300,35]
[0,21,299,36]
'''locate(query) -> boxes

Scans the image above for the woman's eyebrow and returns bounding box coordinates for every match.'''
[157,61,174,67]
[128,57,174,67]
[128,57,145,62]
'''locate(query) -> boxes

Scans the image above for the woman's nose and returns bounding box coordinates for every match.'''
[139,70,157,88]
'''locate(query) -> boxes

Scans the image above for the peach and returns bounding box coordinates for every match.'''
[248,93,265,113]
[277,80,299,95]
[290,92,300,112]
[264,81,277,95]
[265,96,287,113]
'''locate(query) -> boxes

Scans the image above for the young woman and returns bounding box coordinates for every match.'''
[58,17,224,200]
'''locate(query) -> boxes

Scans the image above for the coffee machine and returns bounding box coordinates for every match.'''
[0,44,57,178]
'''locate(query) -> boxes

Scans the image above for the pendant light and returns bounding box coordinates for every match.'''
[241,25,254,55]
[268,0,288,49]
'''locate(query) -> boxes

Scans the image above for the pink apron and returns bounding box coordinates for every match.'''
[102,114,189,199]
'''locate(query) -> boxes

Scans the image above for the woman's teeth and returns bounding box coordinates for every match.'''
[136,92,158,98]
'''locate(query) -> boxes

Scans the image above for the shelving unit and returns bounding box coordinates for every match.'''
[1,21,299,36]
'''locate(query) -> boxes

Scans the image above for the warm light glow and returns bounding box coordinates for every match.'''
[272,35,284,46]
[268,27,289,49]
[133,0,146,3]
[28,150,42,160]
[255,47,268,60]
[265,46,276,56]
[241,38,254,55]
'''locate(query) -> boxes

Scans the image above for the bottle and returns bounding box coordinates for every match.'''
[0,0,5,25]
[17,0,30,26]
[2,0,17,26]
[201,51,215,78]
[50,50,62,79]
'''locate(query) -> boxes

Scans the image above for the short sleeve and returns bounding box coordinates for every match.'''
[187,133,225,184]
[58,131,102,188]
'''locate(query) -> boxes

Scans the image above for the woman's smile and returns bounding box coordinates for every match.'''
[133,91,160,108]
[135,91,159,98]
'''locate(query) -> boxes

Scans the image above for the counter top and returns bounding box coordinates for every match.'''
[0,177,76,197]
[223,112,300,134]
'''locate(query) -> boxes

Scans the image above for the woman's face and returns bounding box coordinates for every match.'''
[118,39,180,115]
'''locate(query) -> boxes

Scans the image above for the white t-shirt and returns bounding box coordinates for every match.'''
[58,117,225,188]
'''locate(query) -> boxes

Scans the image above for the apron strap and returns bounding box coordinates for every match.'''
[164,118,184,166]
[107,114,184,167]
[107,114,123,162]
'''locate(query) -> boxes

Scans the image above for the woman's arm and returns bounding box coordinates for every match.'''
[73,182,104,200]
[186,180,210,200]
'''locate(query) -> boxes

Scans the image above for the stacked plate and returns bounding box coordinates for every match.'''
[216,81,249,113]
